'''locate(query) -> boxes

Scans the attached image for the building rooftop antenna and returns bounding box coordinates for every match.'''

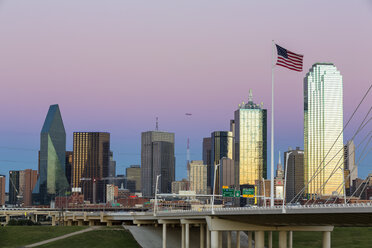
[156,117,159,131]
[248,89,253,102]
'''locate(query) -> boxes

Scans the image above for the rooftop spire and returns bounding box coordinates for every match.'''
[248,89,253,102]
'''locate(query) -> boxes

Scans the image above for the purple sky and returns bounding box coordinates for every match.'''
[0,1,371,190]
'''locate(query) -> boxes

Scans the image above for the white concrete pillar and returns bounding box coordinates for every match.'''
[162,223,167,248]
[268,231,273,248]
[322,231,331,248]
[248,232,253,248]
[206,225,211,248]
[218,231,222,248]
[200,224,205,248]
[211,231,219,248]
[289,231,293,248]
[279,231,287,248]
[255,231,265,248]
[185,223,190,248]
[51,216,56,226]
[227,231,232,248]
[182,224,185,248]
[236,231,240,248]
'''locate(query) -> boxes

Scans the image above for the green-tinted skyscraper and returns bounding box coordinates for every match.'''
[304,63,344,197]
[32,104,69,205]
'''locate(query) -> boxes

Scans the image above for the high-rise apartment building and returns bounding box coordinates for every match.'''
[344,140,357,187]
[141,131,175,197]
[73,132,110,203]
[284,147,304,203]
[304,63,344,197]
[0,175,5,206]
[202,137,212,193]
[189,160,207,195]
[210,131,233,194]
[126,165,141,193]
[33,104,69,205]
[234,91,267,185]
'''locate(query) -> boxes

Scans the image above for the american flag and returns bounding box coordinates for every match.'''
[275,44,303,72]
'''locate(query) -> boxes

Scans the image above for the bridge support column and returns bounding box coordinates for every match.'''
[78,220,83,226]
[236,231,240,248]
[185,223,190,248]
[181,224,185,248]
[5,215,10,224]
[206,225,211,248]
[67,220,72,226]
[279,231,287,248]
[248,232,252,248]
[218,231,222,248]
[268,231,273,248]
[211,231,219,248]
[106,221,112,227]
[52,215,56,226]
[89,220,94,226]
[200,224,205,248]
[322,231,331,248]
[289,231,293,248]
[227,231,232,248]
[162,223,167,248]
[255,231,265,248]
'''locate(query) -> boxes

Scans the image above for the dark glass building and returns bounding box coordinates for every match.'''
[65,151,73,188]
[202,137,212,193]
[32,104,69,205]
[141,131,175,197]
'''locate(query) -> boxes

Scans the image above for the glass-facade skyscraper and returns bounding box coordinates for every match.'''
[304,63,344,197]
[234,92,267,186]
[32,104,69,205]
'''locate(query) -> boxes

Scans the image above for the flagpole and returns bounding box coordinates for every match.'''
[270,40,275,207]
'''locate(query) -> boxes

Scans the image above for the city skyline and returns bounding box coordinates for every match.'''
[0,1,371,189]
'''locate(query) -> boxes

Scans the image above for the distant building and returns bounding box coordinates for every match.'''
[65,151,73,188]
[106,184,118,203]
[171,179,189,194]
[126,165,141,193]
[0,175,5,206]
[210,131,233,194]
[108,151,117,185]
[285,147,304,203]
[73,132,110,203]
[9,170,22,205]
[189,160,207,195]
[23,169,38,206]
[32,104,69,205]
[304,63,344,197]
[141,131,175,197]
[234,90,267,186]
[276,153,284,180]
[220,157,238,194]
[202,137,212,194]
[344,140,357,187]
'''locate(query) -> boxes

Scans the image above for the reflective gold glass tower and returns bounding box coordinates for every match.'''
[234,91,267,186]
[304,63,344,197]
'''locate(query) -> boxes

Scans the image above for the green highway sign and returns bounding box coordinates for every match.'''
[234,190,241,197]
[222,188,235,197]
[242,188,255,198]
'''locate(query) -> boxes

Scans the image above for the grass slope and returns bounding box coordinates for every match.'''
[0,226,86,248]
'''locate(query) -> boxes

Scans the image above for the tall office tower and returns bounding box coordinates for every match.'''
[65,151,73,188]
[220,157,238,193]
[23,169,38,206]
[32,104,69,205]
[189,160,207,194]
[73,132,110,203]
[202,137,212,193]
[141,131,175,197]
[304,63,344,197]
[284,147,304,202]
[210,131,233,194]
[108,151,116,184]
[344,140,357,187]
[126,165,141,193]
[234,91,267,186]
[276,153,284,180]
[0,175,5,206]
[9,170,21,205]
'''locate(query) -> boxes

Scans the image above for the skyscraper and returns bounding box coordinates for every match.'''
[65,151,73,187]
[344,140,357,187]
[0,175,5,206]
[9,169,37,206]
[23,169,38,206]
[284,147,304,203]
[73,132,110,203]
[304,63,344,197]
[108,151,116,185]
[234,91,267,186]
[9,170,22,205]
[210,131,233,194]
[141,131,175,197]
[32,104,69,205]
[126,165,141,193]
[202,137,212,193]
[189,160,207,194]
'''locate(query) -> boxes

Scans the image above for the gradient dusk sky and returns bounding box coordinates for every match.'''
[0,1,371,190]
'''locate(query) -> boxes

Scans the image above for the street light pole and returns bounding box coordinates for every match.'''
[154,174,161,216]
[212,164,220,214]
[282,151,292,213]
